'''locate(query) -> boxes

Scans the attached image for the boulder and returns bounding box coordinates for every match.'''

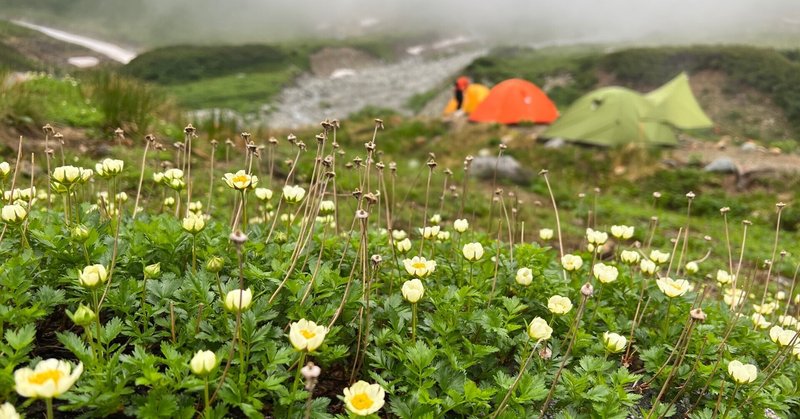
[704,157,738,173]
[544,137,565,149]
[470,155,532,185]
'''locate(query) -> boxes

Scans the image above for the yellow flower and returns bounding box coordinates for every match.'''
[528,317,553,341]
[716,269,733,285]
[649,250,670,264]
[585,228,608,245]
[182,213,205,234]
[593,263,619,284]
[602,332,626,353]
[401,278,425,303]
[610,225,634,240]
[223,170,258,190]
[1,204,27,224]
[224,288,253,312]
[684,261,699,274]
[14,359,83,399]
[163,197,176,207]
[95,158,123,177]
[419,225,441,239]
[190,350,217,376]
[282,185,306,203]
[515,267,533,286]
[548,295,573,314]
[403,256,436,278]
[620,250,640,265]
[462,242,484,261]
[436,231,450,242]
[78,264,108,288]
[727,360,757,384]
[0,402,19,419]
[453,218,469,233]
[769,325,797,347]
[343,381,385,416]
[640,259,657,275]
[289,319,329,352]
[561,254,583,271]
[539,228,553,240]
[656,277,690,298]
[52,165,84,186]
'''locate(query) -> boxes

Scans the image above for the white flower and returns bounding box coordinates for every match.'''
[610,225,634,240]
[778,315,798,328]
[224,170,258,190]
[190,350,217,376]
[528,317,553,341]
[0,402,19,419]
[254,188,274,201]
[753,302,777,315]
[561,254,583,271]
[751,313,771,329]
[289,319,329,352]
[602,332,626,353]
[436,231,450,241]
[96,158,123,177]
[429,214,441,225]
[539,228,553,240]
[685,261,699,274]
[392,230,407,241]
[1,204,27,224]
[548,295,573,314]
[163,168,184,181]
[727,360,757,384]
[769,325,798,347]
[656,277,691,298]
[649,250,670,264]
[593,263,619,284]
[115,192,128,203]
[282,185,306,203]
[515,267,533,286]
[462,242,484,261]
[724,288,746,308]
[586,228,608,245]
[224,288,253,312]
[640,259,657,275]
[319,200,335,213]
[0,161,10,177]
[163,197,176,207]
[775,291,786,301]
[620,250,640,265]
[343,381,385,416]
[14,359,83,398]
[403,256,436,278]
[182,213,205,234]
[453,219,469,233]
[419,225,441,239]
[78,264,107,288]
[153,172,164,183]
[52,165,84,186]
[716,270,733,285]
[395,238,412,253]
[401,279,425,303]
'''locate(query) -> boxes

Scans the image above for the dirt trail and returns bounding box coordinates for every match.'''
[263,50,485,128]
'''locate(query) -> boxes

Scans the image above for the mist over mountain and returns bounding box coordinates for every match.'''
[1,0,799,48]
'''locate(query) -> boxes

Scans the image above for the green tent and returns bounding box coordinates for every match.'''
[542,87,677,146]
[645,72,713,129]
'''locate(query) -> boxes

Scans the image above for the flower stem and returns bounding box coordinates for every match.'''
[204,377,210,415]
[662,298,673,336]
[45,397,54,419]
[412,303,418,343]
[288,351,307,417]
[490,340,541,419]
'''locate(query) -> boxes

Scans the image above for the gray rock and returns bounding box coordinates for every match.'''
[544,137,565,149]
[704,157,738,173]
[470,155,532,185]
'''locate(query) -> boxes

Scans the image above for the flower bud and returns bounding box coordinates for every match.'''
[71,224,90,242]
[401,279,424,303]
[78,264,108,288]
[602,332,626,353]
[581,282,594,297]
[453,218,469,233]
[528,317,553,341]
[538,228,553,240]
[206,256,224,273]
[144,263,161,278]
[515,267,533,286]
[1,204,27,224]
[224,288,253,312]
[68,304,96,327]
[190,350,217,376]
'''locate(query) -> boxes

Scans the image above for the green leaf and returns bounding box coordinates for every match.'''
[5,324,36,351]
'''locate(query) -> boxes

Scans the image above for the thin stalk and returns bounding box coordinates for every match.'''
[132,138,151,219]
[540,293,588,415]
[490,339,542,419]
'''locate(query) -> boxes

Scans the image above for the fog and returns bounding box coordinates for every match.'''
[2,0,799,47]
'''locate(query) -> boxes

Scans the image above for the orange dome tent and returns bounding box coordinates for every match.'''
[469,79,559,124]
[442,83,490,115]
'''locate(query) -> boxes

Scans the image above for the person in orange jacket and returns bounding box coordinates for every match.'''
[453,76,470,113]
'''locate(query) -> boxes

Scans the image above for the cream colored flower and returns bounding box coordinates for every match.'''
[768,325,797,347]
[163,168,184,181]
[775,291,786,301]
[289,319,329,352]
[528,317,553,341]
[649,250,670,264]
[548,295,573,314]
[593,263,619,284]
[539,228,553,240]
[602,332,626,353]
[392,230,407,241]
[401,278,425,303]
[0,402,19,419]
[182,213,205,234]
[78,264,108,288]
[224,288,253,312]
[163,197,176,207]
[620,250,640,265]
[1,204,27,224]
[716,270,733,285]
[95,158,123,177]
[586,228,608,245]
[453,219,469,233]
[429,214,441,225]
[223,170,257,190]
[724,288,746,308]
[515,267,533,286]
[319,200,335,213]
[561,254,583,271]
[640,259,657,275]
[684,261,699,274]
[190,350,217,376]
[419,225,441,239]
[751,313,771,329]
[753,302,777,315]
[255,188,274,201]
[52,165,84,186]
[153,172,164,183]
[395,238,412,253]
[610,225,634,240]
[14,359,83,398]
[462,242,484,261]
[778,315,798,328]
[403,256,436,278]
[343,381,385,416]
[436,231,450,242]
[656,277,691,298]
[282,185,306,203]
[0,161,10,177]
[727,360,757,384]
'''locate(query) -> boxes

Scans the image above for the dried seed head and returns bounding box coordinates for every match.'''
[352,156,363,165]
[780,250,787,258]
[374,118,384,129]
[686,191,696,199]
[145,134,156,143]
[53,132,64,142]
[427,159,438,169]
[322,156,333,167]
[720,207,730,213]
[332,142,340,149]
[287,134,297,144]
[316,133,325,143]
[114,127,124,137]
[581,282,594,297]
[690,308,707,321]
[494,188,503,196]
[594,187,600,193]
[364,193,378,205]
[155,142,166,151]
[301,362,321,380]
[229,230,248,245]
[776,202,786,209]
[268,137,278,145]
[240,132,251,141]
[337,150,346,156]
[173,142,185,150]
[331,119,340,128]
[538,169,549,175]
[653,191,662,198]
[376,162,385,170]
[499,143,507,150]
[365,142,376,152]
[320,120,332,130]
[43,123,55,134]
[356,209,369,219]
[325,171,336,179]
[389,162,397,172]
[371,254,383,266]
[704,235,712,241]
[225,138,235,146]
[444,168,453,176]
[296,141,307,151]
[345,162,354,169]
[742,219,752,225]
[578,193,586,199]
[45,148,55,156]
[246,142,259,152]
[651,216,658,222]
[210,139,218,147]
[352,189,363,199]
